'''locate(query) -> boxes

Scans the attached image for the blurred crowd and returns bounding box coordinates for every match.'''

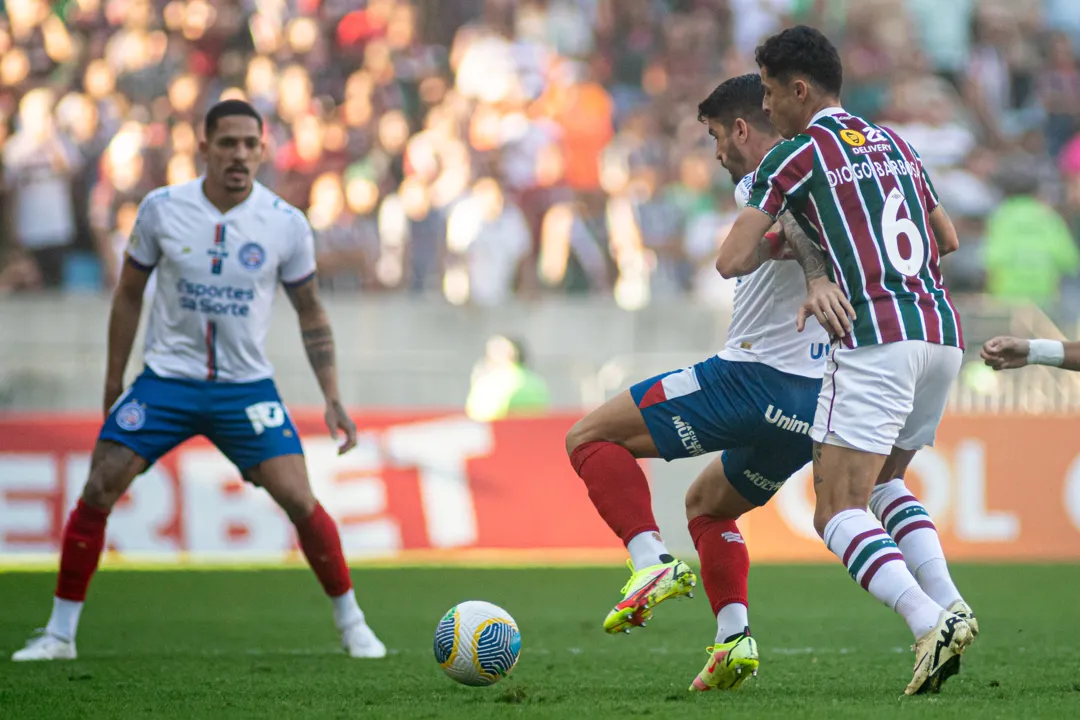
[2,0,1080,320]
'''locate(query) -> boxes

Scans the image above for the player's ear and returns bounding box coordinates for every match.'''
[794,79,808,102]
[733,118,748,143]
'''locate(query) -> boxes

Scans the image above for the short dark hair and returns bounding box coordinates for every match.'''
[205,99,263,137]
[697,74,771,130]
[755,25,843,97]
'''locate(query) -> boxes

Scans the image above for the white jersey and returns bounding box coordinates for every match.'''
[718,173,829,379]
[126,179,316,383]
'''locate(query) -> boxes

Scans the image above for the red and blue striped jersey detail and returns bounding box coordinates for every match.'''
[205,321,218,380]
[209,223,226,275]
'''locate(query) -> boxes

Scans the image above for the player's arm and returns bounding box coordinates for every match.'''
[719,138,815,278]
[103,259,152,415]
[981,337,1080,372]
[103,192,162,415]
[928,207,959,257]
[285,276,357,454]
[777,213,856,339]
[916,155,958,257]
[714,206,777,278]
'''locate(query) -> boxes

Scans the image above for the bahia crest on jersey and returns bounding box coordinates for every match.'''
[747,109,962,351]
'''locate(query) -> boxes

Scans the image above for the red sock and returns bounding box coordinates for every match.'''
[55,500,110,602]
[688,515,750,616]
[570,440,658,545]
[295,503,352,597]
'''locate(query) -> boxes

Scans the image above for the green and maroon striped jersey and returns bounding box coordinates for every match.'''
[746,107,963,349]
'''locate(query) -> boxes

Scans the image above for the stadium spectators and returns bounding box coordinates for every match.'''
[1,0,1080,317]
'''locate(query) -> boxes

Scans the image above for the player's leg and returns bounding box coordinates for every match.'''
[13,370,190,661]
[565,388,667,568]
[685,366,817,693]
[811,343,973,695]
[685,453,759,691]
[566,362,730,632]
[213,381,384,658]
[873,344,974,691]
[872,448,973,625]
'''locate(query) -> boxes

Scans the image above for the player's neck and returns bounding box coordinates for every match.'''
[201,178,253,215]
[800,96,843,131]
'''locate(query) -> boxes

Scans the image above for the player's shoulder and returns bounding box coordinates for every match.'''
[759,135,815,168]
[251,183,312,233]
[139,179,203,214]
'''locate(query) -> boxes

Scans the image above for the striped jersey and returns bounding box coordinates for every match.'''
[746,107,963,349]
[126,179,317,382]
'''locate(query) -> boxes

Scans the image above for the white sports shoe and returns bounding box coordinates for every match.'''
[341,623,386,659]
[11,631,77,662]
[905,612,974,695]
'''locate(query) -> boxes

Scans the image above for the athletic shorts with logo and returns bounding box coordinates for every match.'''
[100,367,303,472]
[630,356,821,506]
[812,340,963,455]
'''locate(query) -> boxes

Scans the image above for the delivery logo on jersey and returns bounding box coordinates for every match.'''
[839,129,866,147]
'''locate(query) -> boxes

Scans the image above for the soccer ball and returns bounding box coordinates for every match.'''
[434,601,521,686]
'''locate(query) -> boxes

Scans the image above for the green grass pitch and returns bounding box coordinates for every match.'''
[2,564,1079,719]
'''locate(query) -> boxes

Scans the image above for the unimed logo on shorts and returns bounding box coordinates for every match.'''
[671,416,704,456]
[764,404,810,436]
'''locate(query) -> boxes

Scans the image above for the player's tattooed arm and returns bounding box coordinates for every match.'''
[778,213,828,284]
[286,278,357,453]
[781,214,857,339]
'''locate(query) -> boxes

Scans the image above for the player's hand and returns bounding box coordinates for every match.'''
[325,398,358,455]
[981,336,1030,371]
[103,380,124,418]
[798,276,856,338]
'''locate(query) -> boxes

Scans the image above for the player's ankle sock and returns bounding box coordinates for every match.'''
[626,531,670,570]
[688,515,750,641]
[295,504,353,598]
[870,479,962,607]
[715,604,750,644]
[54,499,109,607]
[569,441,658,547]
[823,509,942,637]
[330,590,365,631]
[45,597,83,642]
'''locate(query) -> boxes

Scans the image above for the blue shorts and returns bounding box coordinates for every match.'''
[630,356,821,506]
[100,368,303,472]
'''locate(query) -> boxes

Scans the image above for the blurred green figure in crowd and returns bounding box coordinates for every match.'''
[466,335,550,421]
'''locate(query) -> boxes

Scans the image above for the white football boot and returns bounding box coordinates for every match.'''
[341,622,387,659]
[12,630,77,662]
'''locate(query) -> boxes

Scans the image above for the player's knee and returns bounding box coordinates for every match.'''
[81,472,124,510]
[684,481,743,522]
[564,418,598,457]
[273,486,317,523]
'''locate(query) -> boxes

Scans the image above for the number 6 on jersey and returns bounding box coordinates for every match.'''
[882,187,925,277]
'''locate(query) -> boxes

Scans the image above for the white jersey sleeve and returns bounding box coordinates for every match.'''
[127,188,170,269]
[278,207,317,286]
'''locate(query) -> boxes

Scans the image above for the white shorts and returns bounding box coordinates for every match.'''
[811,340,963,456]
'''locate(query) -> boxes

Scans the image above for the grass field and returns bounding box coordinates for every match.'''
[2,564,1079,719]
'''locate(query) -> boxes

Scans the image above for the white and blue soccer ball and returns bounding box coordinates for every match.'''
[434,600,521,686]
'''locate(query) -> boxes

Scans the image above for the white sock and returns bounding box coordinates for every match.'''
[870,479,962,607]
[627,530,670,570]
[45,597,83,642]
[331,590,364,631]
[823,508,942,638]
[894,585,944,638]
[715,603,749,643]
